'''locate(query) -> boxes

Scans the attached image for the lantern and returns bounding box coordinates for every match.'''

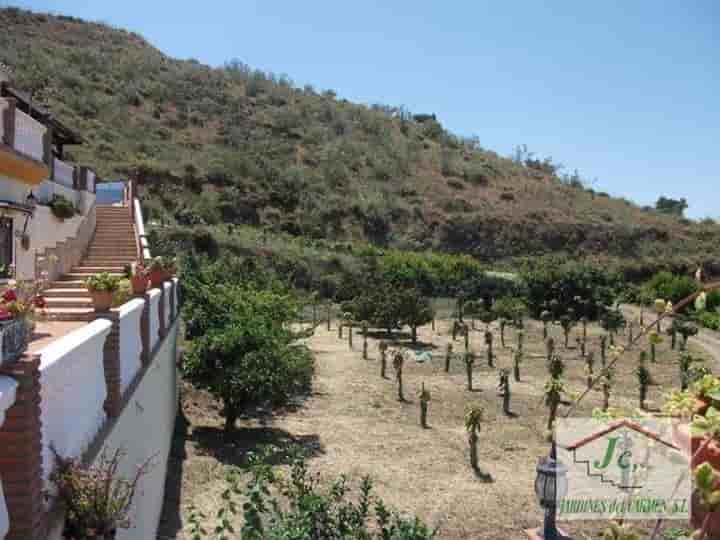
[533,442,571,539]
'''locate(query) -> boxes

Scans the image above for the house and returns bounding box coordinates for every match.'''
[0,71,180,540]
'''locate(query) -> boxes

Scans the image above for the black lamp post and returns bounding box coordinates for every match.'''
[534,441,571,540]
[25,191,36,209]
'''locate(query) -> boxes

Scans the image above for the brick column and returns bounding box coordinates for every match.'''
[158,286,166,340]
[95,312,121,418]
[42,126,53,168]
[139,292,151,366]
[169,280,176,322]
[0,354,46,540]
[2,98,15,148]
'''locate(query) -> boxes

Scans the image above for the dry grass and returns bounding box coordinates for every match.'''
[159,318,708,539]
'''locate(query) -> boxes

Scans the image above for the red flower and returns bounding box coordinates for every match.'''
[0,307,12,321]
[2,289,17,303]
[33,296,46,309]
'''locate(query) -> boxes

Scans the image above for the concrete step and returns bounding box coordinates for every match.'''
[86,248,137,255]
[63,272,124,280]
[43,287,91,297]
[71,265,126,273]
[81,258,135,266]
[44,296,94,308]
[41,307,96,321]
[51,279,87,288]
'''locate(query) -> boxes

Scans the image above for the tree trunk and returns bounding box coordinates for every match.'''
[514,364,520,382]
[503,392,510,416]
[487,347,493,368]
[671,330,676,350]
[338,324,343,339]
[469,432,478,470]
[542,323,547,340]
[381,352,387,378]
[640,387,646,410]
[224,409,238,437]
[327,306,331,331]
[445,351,451,373]
[500,326,506,347]
[397,373,404,401]
[363,339,368,360]
[420,402,428,428]
[348,326,353,348]
[547,406,557,432]
[466,362,473,391]
[411,325,417,344]
[650,343,656,363]
[564,331,569,349]
[603,386,610,411]
[464,331,469,352]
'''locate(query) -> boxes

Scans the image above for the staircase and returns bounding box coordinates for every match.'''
[42,206,137,321]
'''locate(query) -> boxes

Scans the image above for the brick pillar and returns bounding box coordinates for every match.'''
[0,354,46,540]
[158,286,166,340]
[139,293,150,365]
[2,98,15,148]
[95,312,121,418]
[169,280,176,322]
[42,126,53,168]
[78,167,88,191]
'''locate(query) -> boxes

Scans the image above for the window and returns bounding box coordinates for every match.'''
[0,217,12,278]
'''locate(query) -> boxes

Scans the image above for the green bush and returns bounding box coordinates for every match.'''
[181,255,315,433]
[195,448,437,539]
[643,272,699,305]
[49,195,76,220]
[85,272,121,293]
[519,256,623,319]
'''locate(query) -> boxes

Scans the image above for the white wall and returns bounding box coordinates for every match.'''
[0,376,18,540]
[37,320,112,490]
[119,299,144,394]
[94,320,178,540]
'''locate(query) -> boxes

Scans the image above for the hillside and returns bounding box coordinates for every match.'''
[2,7,718,277]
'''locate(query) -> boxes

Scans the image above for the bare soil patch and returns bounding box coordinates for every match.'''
[159,318,708,539]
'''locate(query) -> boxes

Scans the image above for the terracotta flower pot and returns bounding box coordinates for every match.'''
[90,290,113,312]
[148,269,168,288]
[695,397,713,416]
[130,274,148,295]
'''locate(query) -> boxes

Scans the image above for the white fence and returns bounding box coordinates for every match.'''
[119,299,144,393]
[38,320,112,490]
[13,109,45,162]
[0,376,18,540]
[53,157,75,188]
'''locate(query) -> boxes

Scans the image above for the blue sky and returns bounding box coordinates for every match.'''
[7,1,719,218]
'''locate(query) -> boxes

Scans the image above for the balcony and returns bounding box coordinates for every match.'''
[0,98,50,184]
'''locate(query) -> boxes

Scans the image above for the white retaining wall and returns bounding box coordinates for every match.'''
[0,376,18,540]
[37,320,112,490]
[93,319,178,540]
[118,299,144,394]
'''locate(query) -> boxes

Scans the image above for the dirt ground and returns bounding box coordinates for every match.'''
[158,316,712,540]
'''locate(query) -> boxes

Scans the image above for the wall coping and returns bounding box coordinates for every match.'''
[37,319,112,371]
[117,297,145,318]
[147,288,161,301]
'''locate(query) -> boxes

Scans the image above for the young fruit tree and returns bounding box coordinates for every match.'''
[513,347,523,382]
[540,310,552,340]
[419,383,431,428]
[585,351,595,390]
[498,369,511,416]
[648,331,663,363]
[183,264,315,435]
[464,351,476,391]
[636,352,651,410]
[444,343,453,373]
[397,288,434,344]
[484,330,494,368]
[464,404,484,472]
[544,378,564,432]
[379,341,389,378]
[393,349,405,402]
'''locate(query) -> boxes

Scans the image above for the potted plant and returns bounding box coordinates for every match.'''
[85,273,121,312]
[124,263,148,295]
[147,256,176,288]
[0,274,47,366]
[50,447,151,540]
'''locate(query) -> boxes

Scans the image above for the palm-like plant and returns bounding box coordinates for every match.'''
[444,343,453,373]
[379,341,389,378]
[648,331,663,363]
[392,350,405,401]
[362,321,369,360]
[677,321,699,351]
[547,354,565,379]
[499,318,508,348]
[540,310,552,340]
[544,378,565,432]
[419,383,431,428]
[636,353,651,410]
[464,404,484,471]
[559,314,575,349]
[513,347,523,382]
[484,330,494,368]
[585,351,595,389]
[498,369,511,416]
[464,351,476,391]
